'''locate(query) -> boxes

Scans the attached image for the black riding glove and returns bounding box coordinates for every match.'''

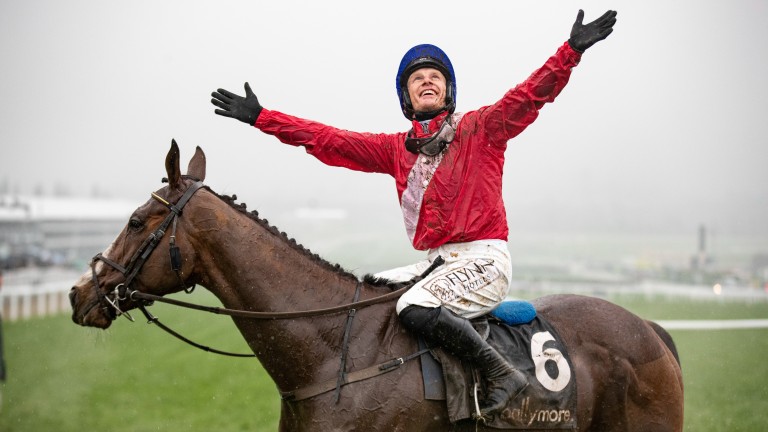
[211,82,263,126]
[568,9,617,53]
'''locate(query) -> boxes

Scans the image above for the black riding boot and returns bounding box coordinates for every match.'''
[400,305,528,417]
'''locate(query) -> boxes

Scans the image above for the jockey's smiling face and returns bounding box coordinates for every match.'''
[406,68,447,113]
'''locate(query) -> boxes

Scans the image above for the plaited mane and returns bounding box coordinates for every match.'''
[209,189,406,290]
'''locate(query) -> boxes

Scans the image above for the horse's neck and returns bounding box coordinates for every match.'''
[192,201,373,389]
[198,213,358,311]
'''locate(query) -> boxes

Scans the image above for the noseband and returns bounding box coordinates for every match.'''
[90,180,205,322]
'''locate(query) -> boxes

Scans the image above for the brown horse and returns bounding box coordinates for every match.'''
[70,142,683,431]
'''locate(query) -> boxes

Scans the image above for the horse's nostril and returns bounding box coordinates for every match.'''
[69,288,82,324]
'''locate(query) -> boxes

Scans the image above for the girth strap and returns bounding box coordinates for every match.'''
[281,348,431,402]
[334,281,363,403]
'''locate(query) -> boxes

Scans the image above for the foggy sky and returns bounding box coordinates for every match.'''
[1,0,767,242]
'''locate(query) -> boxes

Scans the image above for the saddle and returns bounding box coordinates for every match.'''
[419,301,578,429]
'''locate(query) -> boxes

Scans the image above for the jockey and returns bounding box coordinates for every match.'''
[211,9,616,417]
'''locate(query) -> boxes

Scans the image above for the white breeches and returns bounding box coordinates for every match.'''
[374,239,512,319]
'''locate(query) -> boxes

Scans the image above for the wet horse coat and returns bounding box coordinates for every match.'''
[70,143,684,431]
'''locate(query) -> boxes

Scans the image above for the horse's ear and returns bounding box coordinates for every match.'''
[186,146,206,182]
[165,139,182,187]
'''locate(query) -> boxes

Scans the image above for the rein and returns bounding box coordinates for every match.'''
[124,256,441,360]
[128,283,411,319]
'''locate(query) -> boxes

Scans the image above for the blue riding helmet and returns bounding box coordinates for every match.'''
[396,44,457,120]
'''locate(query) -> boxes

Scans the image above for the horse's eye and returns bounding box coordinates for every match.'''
[128,218,143,230]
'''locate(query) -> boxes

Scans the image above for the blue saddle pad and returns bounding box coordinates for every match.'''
[490,300,536,325]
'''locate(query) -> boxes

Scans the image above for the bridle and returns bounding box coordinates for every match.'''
[90,179,205,323]
[88,178,263,357]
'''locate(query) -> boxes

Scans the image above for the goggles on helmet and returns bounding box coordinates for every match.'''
[405,118,456,156]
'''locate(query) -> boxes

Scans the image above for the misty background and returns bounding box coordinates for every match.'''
[1,0,766,273]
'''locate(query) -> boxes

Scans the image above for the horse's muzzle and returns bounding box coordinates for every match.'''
[69,286,114,329]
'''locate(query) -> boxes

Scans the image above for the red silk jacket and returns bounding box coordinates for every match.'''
[255,42,581,250]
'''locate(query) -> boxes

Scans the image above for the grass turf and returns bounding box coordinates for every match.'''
[1,293,280,431]
[0,292,766,431]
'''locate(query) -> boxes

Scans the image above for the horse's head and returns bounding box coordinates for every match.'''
[70,140,207,328]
